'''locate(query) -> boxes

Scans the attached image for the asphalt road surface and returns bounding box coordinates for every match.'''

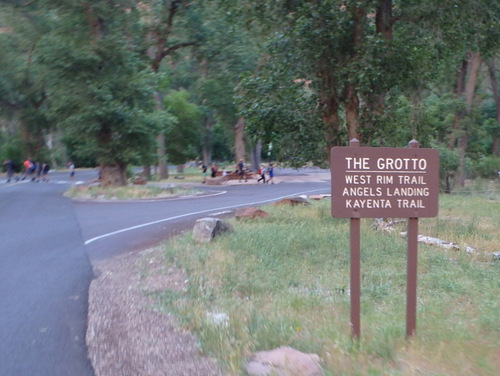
[0,168,330,376]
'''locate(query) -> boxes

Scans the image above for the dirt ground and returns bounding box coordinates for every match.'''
[86,245,222,376]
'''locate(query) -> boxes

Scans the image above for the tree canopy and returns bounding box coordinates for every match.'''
[1,0,499,188]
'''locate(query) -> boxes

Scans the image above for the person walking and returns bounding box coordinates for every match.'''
[22,158,35,181]
[237,159,247,182]
[68,162,75,180]
[41,162,50,182]
[210,163,218,178]
[3,159,16,182]
[257,164,266,183]
[201,164,207,183]
[34,161,42,182]
[267,163,275,184]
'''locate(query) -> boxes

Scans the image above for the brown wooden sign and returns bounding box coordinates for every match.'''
[332,140,440,339]
[331,143,439,218]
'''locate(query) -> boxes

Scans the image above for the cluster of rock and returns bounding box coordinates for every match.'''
[193,196,318,243]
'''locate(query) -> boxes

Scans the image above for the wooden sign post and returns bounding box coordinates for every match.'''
[331,139,439,339]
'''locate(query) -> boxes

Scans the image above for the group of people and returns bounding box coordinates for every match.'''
[200,160,275,184]
[256,162,275,184]
[2,158,49,183]
[11,158,50,183]
[237,160,275,183]
[2,158,75,183]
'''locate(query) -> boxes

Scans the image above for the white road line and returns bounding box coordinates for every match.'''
[84,188,328,245]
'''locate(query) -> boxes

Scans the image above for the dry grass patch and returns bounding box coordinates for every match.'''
[65,184,199,200]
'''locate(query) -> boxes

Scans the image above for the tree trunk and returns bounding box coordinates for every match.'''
[202,145,211,167]
[156,133,169,179]
[345,5,363,142]
[488,58,500,155]
[448,59,468,149]
[251,140,262,171]
[154,91,169,180]
[100,163,127,187]
[201,115,214,166]
[346,84,360,141]
[142,165,151,180]
[457,52,482,187]
[376,0,393,41]
[234,117,246,163]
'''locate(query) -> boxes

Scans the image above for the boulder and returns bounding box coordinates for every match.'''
[193,217,233,243]
[235,207,269,219]
[132,176,148,185]
[245,346,324,376]
[274,197,311,206]
[308,194,331,200]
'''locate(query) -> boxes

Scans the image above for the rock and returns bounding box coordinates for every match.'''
[493,251,500,260]
[465,244,476,254]
[206,312,229,327]
[193,218,233,243]
[309,194,331,200]
[245,346,324,376]
[235,207,269,219]
[274,197,311,206]
[132,176,147,185]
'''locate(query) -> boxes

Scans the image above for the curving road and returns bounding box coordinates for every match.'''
[0,169,330,376]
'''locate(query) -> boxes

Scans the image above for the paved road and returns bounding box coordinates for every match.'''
[0,169,330,376]
[0,173,95,376]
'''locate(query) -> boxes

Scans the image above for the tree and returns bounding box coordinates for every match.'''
[36,0,164,186]
[487,58,500,156]
[238,0,444,165]
[236,0,500,181]
[0,2,50,162]
[163,89,201,166]
[137,0,198,179]
[165,1,260,166]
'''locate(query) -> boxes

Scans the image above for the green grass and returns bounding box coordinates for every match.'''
[148,186,500,375]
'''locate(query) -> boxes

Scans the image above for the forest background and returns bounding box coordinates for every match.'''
[1,0,500,189]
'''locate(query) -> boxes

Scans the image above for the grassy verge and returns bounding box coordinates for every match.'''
[65,184,199,200]
[150,185,500,375]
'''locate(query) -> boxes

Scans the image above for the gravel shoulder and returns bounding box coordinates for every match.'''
[86,246,222,376]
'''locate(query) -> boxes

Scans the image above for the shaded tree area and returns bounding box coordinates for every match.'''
[1,0,500,190]
[0,1,51,164]
[236,0,500,184]
[35,0,166,186]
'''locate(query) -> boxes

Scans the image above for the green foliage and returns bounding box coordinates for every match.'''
[211,122,233,162]
[2,0,500,174]
[163,90,201,165]
[0,2,52,158]
[0,132,24,171]
[237,0,451,159]
[237,54,328,167]
[434,143,460,192]
[35,2,162,168]
[471,155,500,179]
